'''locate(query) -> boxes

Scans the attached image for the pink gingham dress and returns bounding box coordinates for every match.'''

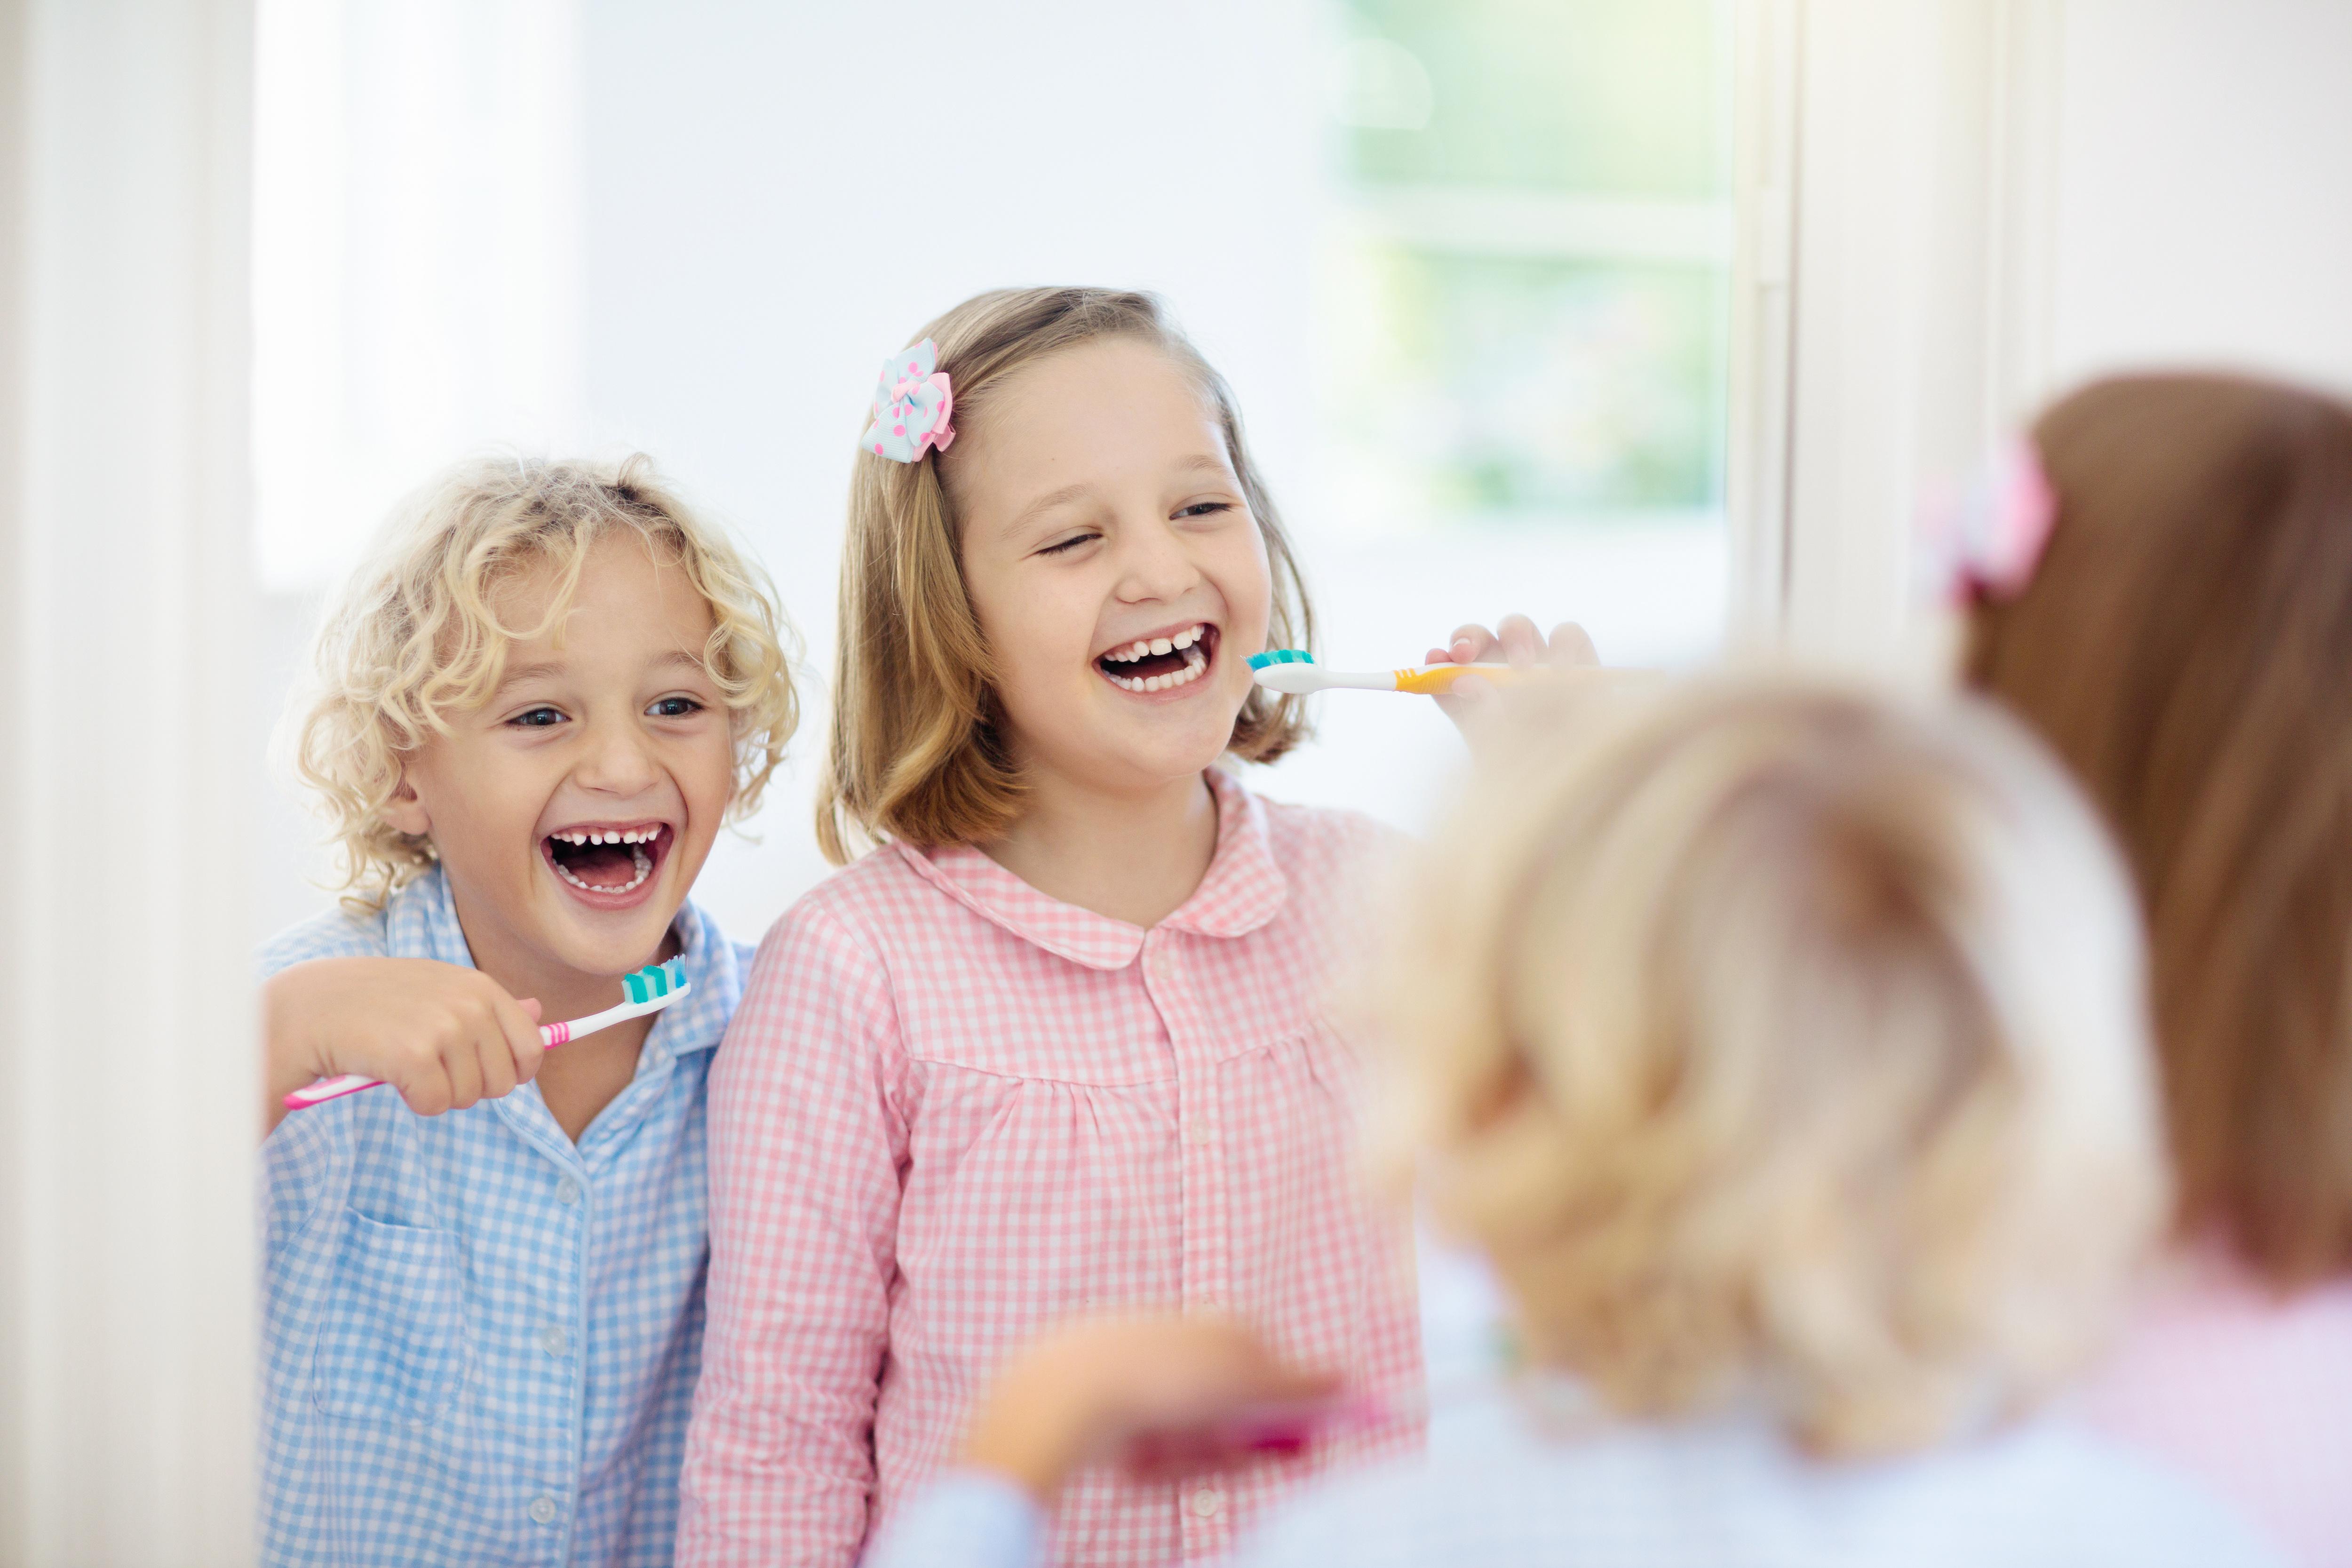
[677,771,1425,1568]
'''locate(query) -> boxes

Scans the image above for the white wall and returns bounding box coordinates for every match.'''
[1749,0,2352,668]
[575,0,1320,939]
[2049,0,2352,396]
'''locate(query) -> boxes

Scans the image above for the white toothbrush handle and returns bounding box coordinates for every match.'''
[279,983,690,1111]
[1252,662,1523,696]
[1251,665,1399,694]
[281,1071,383,1109]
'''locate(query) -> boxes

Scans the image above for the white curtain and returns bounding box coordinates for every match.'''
[0,0,256,1561]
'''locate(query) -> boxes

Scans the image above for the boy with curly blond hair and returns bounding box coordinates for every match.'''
[258,455,798,1567]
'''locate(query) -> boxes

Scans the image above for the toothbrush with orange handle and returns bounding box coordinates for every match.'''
[279,957,690,1112]
[1248,648,1548,697]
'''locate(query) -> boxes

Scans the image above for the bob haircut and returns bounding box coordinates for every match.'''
[1373,677,2164,1457]
[1968,373,2352,1287]
[293,454,799,911]
[817,287,1316,864]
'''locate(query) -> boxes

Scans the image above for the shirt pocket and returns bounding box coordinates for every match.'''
[310,1209,471,1424]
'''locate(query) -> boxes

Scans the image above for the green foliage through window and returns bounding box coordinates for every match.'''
[1323,0,1732,528]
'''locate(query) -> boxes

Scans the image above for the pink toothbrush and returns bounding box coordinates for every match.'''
[280,957,689,1111]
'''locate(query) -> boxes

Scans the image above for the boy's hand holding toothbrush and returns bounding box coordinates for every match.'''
[262,957,545,1135]
[959,1317,1344,1504]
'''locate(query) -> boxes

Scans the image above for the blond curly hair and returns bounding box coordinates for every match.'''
[290,454,800,911]
[1375,676,2164,1457]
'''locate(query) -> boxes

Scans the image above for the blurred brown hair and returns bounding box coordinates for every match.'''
[1965,373,2352,1286]
[818,287,1316,864]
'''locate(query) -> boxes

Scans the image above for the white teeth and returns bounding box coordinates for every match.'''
[1104,653,1209,695]
[552,844,654,895]
[1102,625,1209,664]
[552,826,666,846]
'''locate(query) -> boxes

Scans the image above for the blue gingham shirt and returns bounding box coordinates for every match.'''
[259,866,748,1567]
[864,1393,2288,1568]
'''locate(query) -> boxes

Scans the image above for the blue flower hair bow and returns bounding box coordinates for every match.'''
[861,337,955,463]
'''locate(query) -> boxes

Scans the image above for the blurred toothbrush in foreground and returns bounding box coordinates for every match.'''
[281,957,690,1111]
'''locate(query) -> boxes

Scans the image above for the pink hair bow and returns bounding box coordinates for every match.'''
[861,337,955,464]
[1916,435,2059,606]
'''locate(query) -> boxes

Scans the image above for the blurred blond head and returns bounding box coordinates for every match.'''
[291,454,799,911]
[1376,677,2164,1457]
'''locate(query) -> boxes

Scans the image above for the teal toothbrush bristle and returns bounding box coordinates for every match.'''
[1248,649,1315,671]
[622,959,685,1004]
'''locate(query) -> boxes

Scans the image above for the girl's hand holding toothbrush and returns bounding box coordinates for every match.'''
[262,957,545,1137]
[1426,614,1600,731]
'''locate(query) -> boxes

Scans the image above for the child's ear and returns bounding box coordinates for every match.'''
[381,767,431,839]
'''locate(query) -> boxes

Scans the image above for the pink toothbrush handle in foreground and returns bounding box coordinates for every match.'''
[1120,1393,1401,1473]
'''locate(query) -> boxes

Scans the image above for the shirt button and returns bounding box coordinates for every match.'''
[556,1178,581,1206]
[1190,1487,1222,1518]
[540,1325,568,1357]
[528,1497,557,1525]
[1190,1122,1214,1146]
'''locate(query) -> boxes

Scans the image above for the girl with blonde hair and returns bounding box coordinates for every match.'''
[678,288,1574,1566]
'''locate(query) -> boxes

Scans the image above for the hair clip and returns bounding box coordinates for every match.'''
[1916,435,2059,607]
[861,338,955,463]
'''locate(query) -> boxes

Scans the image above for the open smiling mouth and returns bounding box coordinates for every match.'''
[1096,622,1216,694]
[541,823,672,902]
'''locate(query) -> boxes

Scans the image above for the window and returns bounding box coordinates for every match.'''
[1271,0,1736,827]
[1323,0,1733,532]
